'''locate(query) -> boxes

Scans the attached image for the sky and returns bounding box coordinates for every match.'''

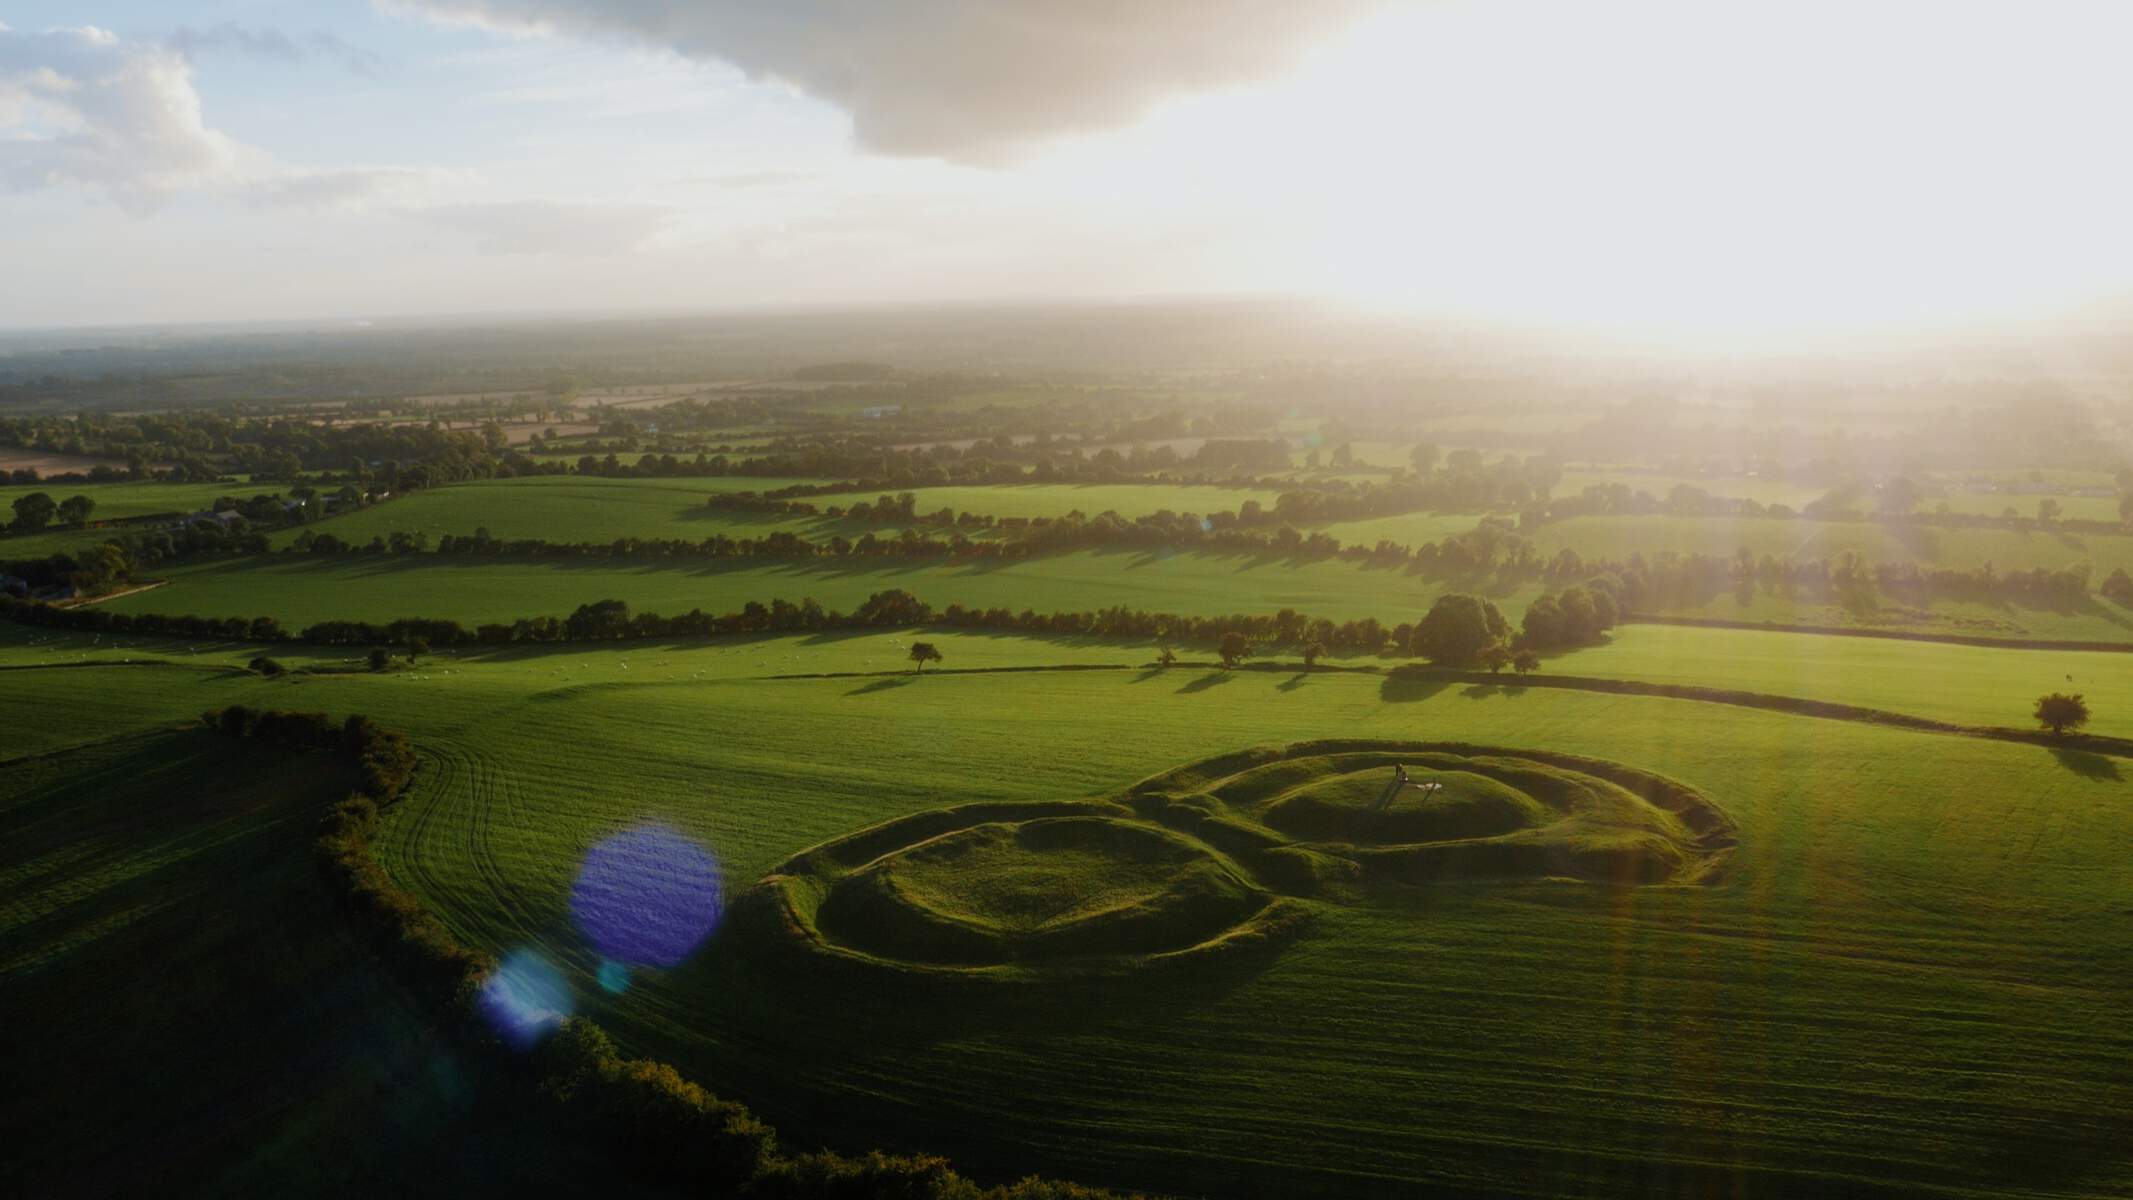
[5,1,2133,341]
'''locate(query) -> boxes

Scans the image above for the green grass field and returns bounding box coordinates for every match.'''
[0,726,597,1195]
[0,479,252,524]
[20,445,2133,1197]
[1532,512,2133,574]
[255,477,1282,550]
[1554,469,2128,521]
[1552,622,2133,736]
[9,626,2130,1196]
[1,480,268,559]
[1555,469,1828,507]
[1631,587,2133,643]
[105,540,2133,646]
[264,476,954,548]
[109,547,1484,628]
[795,481,1284,520]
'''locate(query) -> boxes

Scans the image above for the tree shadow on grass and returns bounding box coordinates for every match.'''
[2049,746,2124,781]
[1461,682,1528,699]
[1378,673,1452,703]
[1176,670,1234,694]
[1277,673,1310,692]
[1131,666,1168,683]
[846,675,915,695]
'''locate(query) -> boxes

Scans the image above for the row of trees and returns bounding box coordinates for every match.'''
[7,492,95,533]
[3,589,1398,657]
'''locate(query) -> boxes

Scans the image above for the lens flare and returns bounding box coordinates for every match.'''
[596,959,632,994]
[570,822,723,968]
[479,949,572,1047]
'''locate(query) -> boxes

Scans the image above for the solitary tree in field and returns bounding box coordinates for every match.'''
[2037,497,2063,525]
[1480,643,1513,674]
[1411,593,1510,666]
[2034,692,2090,738]
[367,648,391,672]
[908,642,942,674]
[1156,646,1178,669]
[57,494,95,528]
[406,636,430,663]
[9,491,55,533]
[2104,567,2133,606]
[1301,641,1327,669]
[1513,648,1541,676]
[1218,632,1251,668]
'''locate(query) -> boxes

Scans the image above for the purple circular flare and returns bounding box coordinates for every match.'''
[570,822,723,968]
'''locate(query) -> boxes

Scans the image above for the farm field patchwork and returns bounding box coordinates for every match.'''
[16,296,2133,1199]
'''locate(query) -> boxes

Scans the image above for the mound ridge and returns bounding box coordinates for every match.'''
[738,741,1733,980]
[1131,740,1735,889]
[739,802,1307,981]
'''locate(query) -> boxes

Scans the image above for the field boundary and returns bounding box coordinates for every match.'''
[781,658,2133,761]
[1624,612,2133,653]
[60,579,169,608]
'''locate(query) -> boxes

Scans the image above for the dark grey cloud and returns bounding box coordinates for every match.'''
[395,0,1378,161]
[168,22,386,76]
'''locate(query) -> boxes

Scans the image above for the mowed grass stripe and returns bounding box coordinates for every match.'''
[352,667,2131,1197]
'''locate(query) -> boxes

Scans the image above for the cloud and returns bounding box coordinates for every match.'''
[668,169,814,190]
[387,0,1378,162]
[168,23,387,77]
[243,167,448,210]
[409,200,674,254]
[0,25,239,212]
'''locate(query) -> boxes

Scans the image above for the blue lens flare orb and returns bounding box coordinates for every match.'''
[569,822,723,969]
[596,959,632,994]
[479,949,572,1047]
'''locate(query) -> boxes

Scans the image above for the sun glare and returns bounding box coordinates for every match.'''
[1093,0,2133,342]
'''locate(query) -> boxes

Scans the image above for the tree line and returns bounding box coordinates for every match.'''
[5,589,1402,656]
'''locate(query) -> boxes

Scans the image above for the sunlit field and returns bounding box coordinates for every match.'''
[7,629,2131,1196]
[105,549,1489,629]
[16,0,2133,1188]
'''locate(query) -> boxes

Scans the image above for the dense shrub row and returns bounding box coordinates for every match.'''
[202,704,1126,1198]
[1,596,286,641]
